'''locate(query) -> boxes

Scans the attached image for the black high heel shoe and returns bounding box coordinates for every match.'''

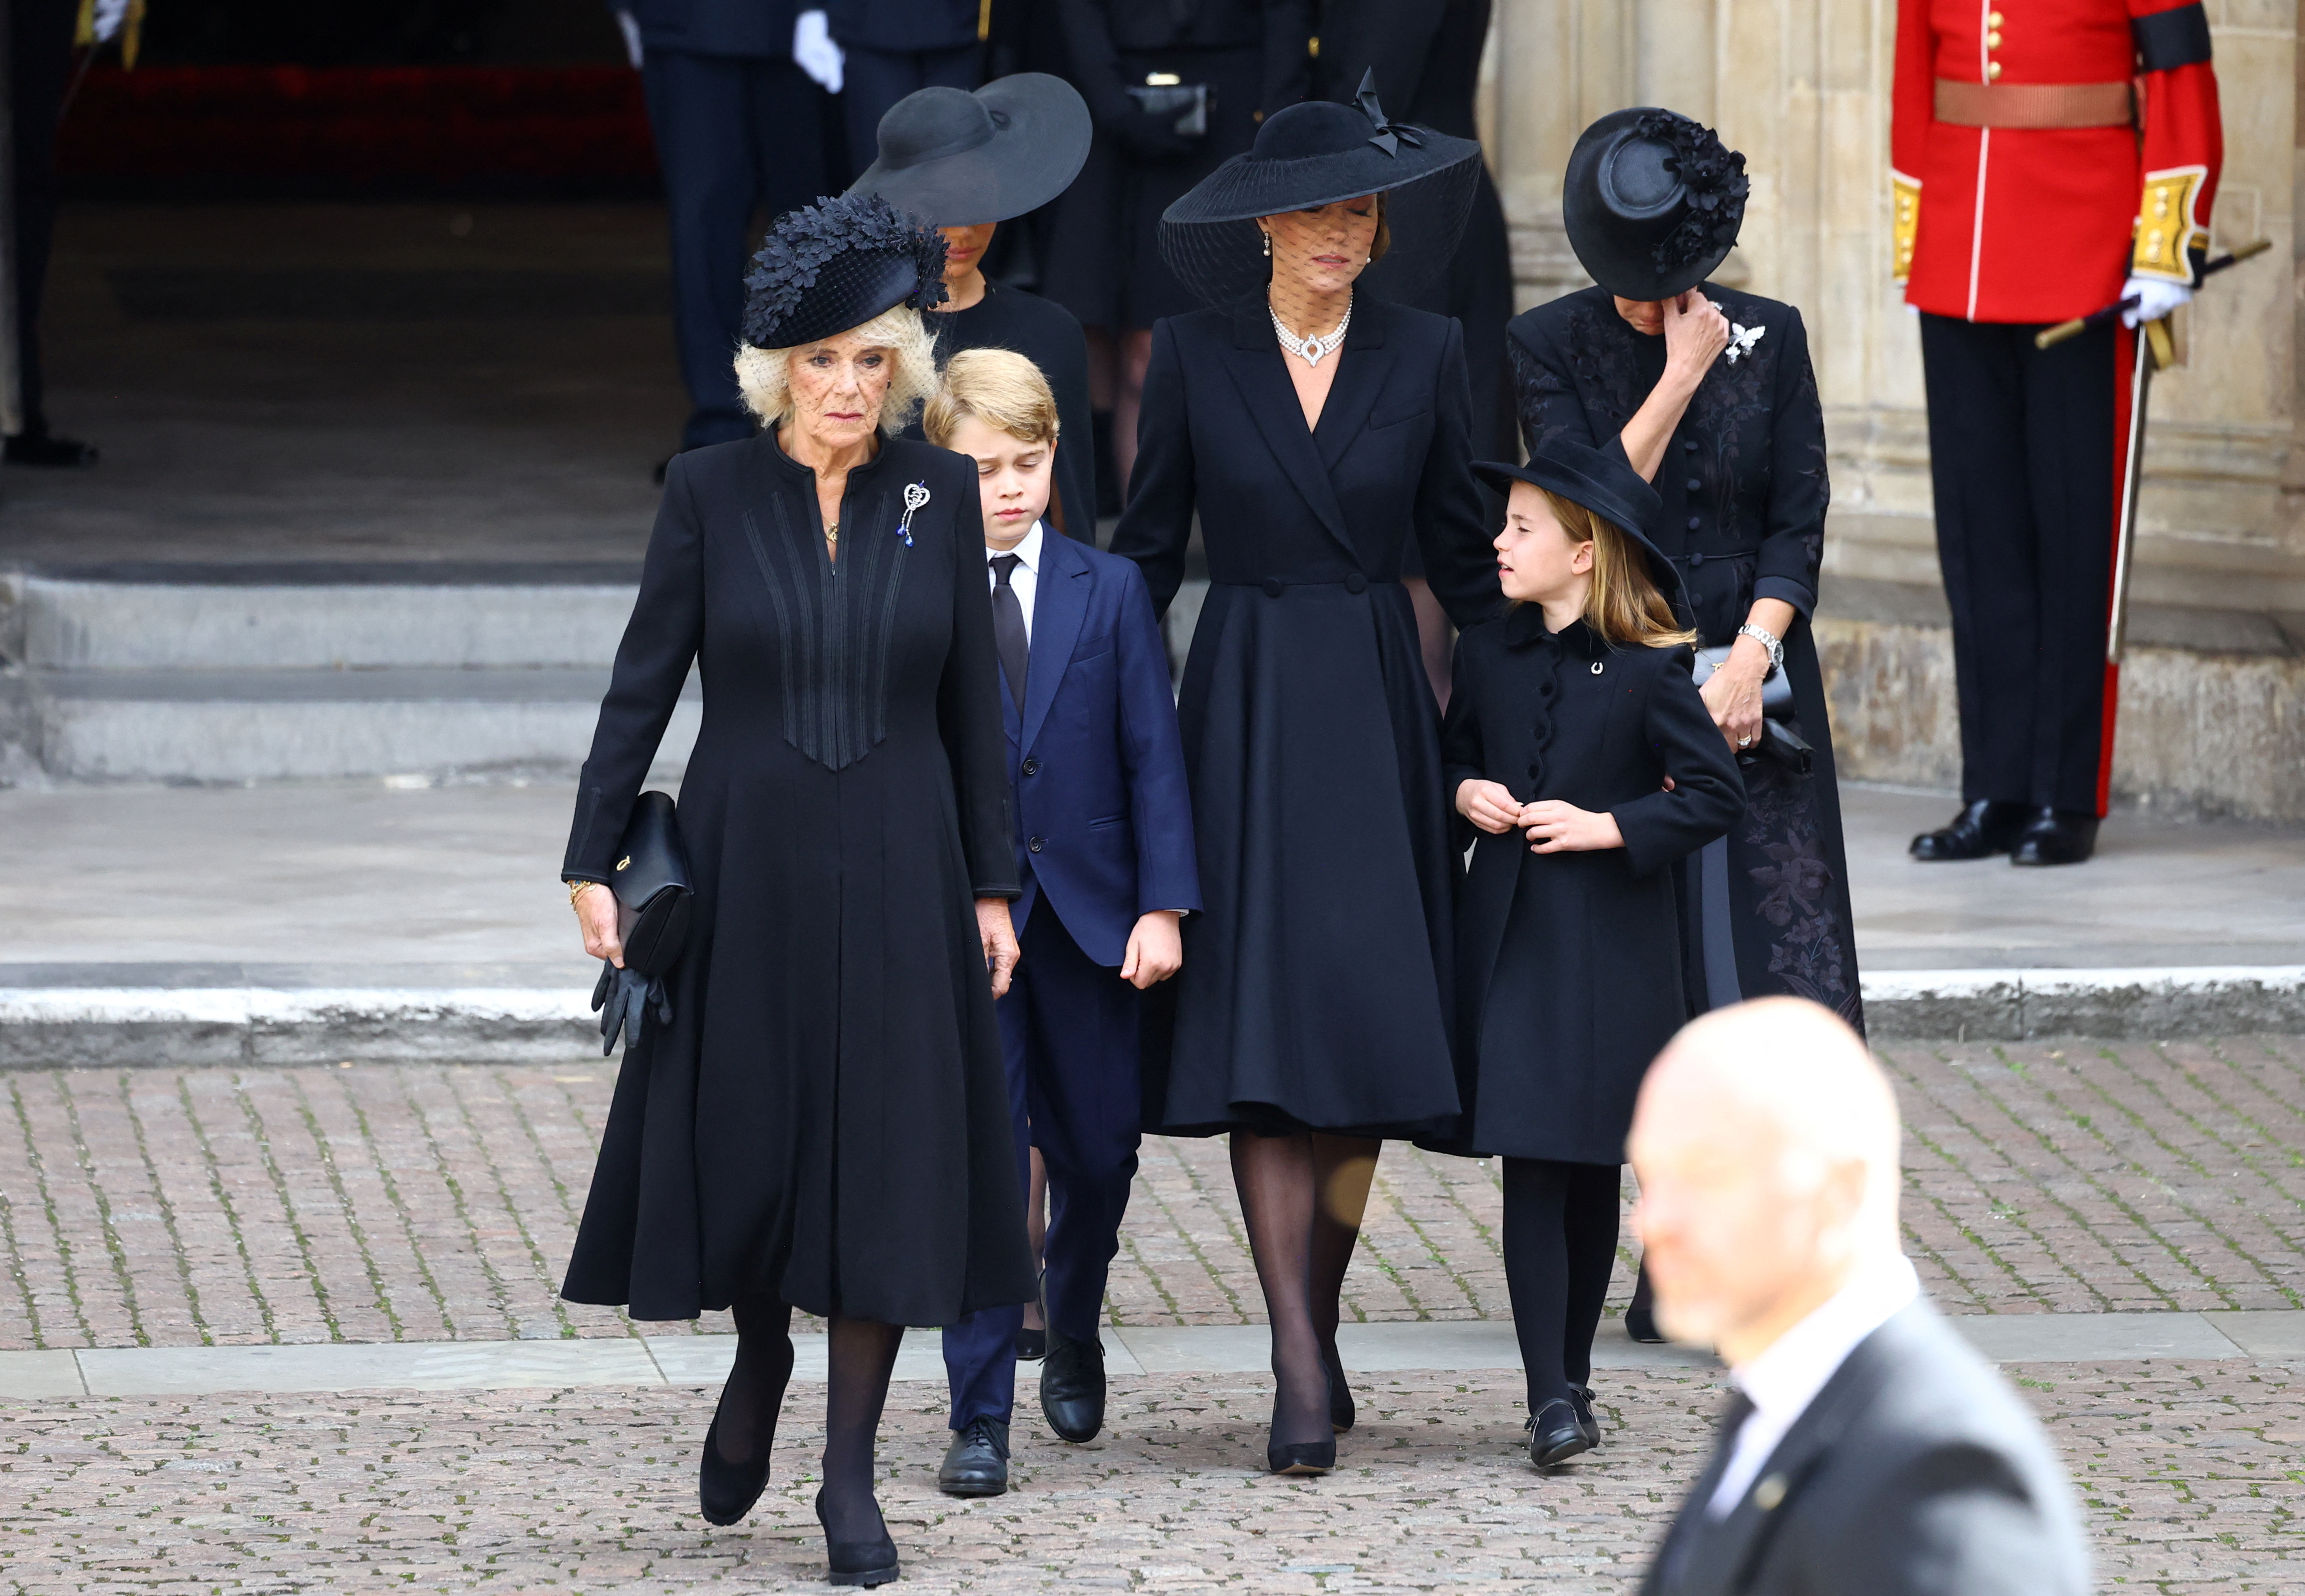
[698,1412,773,1526]
[815,1491,900,1588]
[1324,1349,1355,1435]
[1266,1435,1337,1476]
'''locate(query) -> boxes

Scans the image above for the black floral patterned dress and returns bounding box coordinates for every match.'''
[1506,284,1864,1032]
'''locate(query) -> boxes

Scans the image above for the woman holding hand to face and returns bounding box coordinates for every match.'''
[1109,82,1498,1476]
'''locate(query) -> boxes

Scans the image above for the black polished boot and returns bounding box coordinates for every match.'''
[1526,1398,1591,1469]
[2009,807,2099,866]
[937,1415,1010,1497]
[1910,799,2031,861]
[1040,1323,1107,1443]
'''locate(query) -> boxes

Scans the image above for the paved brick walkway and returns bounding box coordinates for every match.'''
[1,1359,2296,1592]
[0,1035,2300,1351]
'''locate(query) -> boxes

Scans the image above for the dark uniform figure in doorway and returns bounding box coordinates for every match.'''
[621,0,833,459]
[825,0,986,185]
[1894,0,2223,865]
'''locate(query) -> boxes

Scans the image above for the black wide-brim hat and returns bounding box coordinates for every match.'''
[741,191,949,351]
[1563,107,1750,301]
[848,74,1092,227]
[1474,438,1679,599]
[1158,70,1483,307]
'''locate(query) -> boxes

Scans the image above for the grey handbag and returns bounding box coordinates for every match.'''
[1127,82,1211,138]
[1692,644,1811,774]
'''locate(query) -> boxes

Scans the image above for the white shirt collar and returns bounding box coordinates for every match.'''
[987,520,1044,572]
[1730,1252,1921,1420]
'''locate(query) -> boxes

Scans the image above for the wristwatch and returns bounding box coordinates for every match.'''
[1736,622,1784,678]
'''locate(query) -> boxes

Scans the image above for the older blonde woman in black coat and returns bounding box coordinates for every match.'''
[560,194,1032,1587]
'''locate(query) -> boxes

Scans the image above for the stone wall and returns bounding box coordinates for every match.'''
[1484,0,2305,818]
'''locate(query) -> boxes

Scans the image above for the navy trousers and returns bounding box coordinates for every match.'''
[838,43,979,185]
[640,49,830,451]
[943,902,1143,1428]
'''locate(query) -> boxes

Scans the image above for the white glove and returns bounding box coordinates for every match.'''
[2122,276,2193,327]
[614,9,643,68]
[89,0,130,42]
[794,11,844,94]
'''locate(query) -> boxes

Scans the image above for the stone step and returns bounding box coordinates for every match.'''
[4,666,697,783]
[4,575,640,670]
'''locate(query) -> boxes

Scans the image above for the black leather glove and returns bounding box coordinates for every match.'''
[592,960,672,1056]
[1112,106,1198,162]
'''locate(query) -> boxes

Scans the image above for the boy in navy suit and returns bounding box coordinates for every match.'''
[925,349,1200,1497]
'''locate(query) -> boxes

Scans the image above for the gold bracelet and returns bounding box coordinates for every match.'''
[566,879,605,907]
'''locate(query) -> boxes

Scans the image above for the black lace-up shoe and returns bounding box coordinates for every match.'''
[1040,1323,1107,1443]
[937,1416,1011,1497]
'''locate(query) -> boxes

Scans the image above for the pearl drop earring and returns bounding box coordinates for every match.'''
[1262,230,1271,258]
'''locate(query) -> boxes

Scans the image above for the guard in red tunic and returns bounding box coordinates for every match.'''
[1894,0,2221,865]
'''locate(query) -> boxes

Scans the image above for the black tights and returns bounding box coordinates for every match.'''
[1500,1158,1622,1413]
[715,1298,903,1542]
[1230,1130,1379,1448]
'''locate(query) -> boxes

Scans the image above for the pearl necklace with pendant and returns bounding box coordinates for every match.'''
[1271,294,1352,368]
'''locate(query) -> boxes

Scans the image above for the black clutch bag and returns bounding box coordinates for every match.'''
[1126,82,1211,137]
[1692,644,1813,774]
[590,790,693,1054]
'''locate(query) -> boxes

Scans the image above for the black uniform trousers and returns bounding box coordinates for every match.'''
[640,49,830,451]
[10,0,75,439]
[1919,313,2127,816]
[942,901,1143,1428]
[838,44,980,185]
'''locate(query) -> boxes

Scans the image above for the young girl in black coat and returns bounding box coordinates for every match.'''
[1439,436,1745,1470]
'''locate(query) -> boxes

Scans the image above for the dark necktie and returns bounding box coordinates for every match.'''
[989,553,1029,711]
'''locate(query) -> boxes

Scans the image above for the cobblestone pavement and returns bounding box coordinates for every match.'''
[0,1359,2297,1592]
[0,1036,2300,1351]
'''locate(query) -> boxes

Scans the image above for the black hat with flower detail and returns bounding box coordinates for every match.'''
[740,191,951,352]
[1562,108,1750,302]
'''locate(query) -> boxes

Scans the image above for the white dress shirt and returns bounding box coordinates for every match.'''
[985,521,1045,643]
[1704,1253,1922,1519]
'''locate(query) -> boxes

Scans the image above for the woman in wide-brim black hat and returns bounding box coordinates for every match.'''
[558,191,1034,1584]
[1107,74,1500,1477]
[848,74,1103,539]
[1507,108,1867,1337]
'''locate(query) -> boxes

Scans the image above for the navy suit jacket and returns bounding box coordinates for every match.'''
[1002,530,1200,967]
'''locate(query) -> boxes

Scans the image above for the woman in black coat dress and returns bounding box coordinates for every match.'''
[1109,93,1497,1473]
[561,195,1032,1584]
[1437,442,1742,1470]
[1509,111,1866,1034]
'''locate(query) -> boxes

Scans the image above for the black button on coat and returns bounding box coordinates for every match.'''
[1110,293,1501,1139]
[1508,284,1866,1031]
[1434,611,1745,1165]
[559,430,1034,1327]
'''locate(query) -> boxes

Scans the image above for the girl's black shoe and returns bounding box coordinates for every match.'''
[1526,1400,1592,1469]
[1624,1305,1666,1344]
[1324,1349,1355,1435]
[815,1492,900,1588]
[697,1413,773,1526]
[1266,1437,1337,1476]
[1569,1385,1603,1449]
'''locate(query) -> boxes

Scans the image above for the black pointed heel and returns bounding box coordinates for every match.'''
[1266,1437,1336,1476]
[698,1413,773,1526]
[815,1493,900,1587]
[1324,1349,1355,1435]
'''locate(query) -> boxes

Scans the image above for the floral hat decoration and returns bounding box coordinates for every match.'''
[1561,108,1750,302]
[740,191,950,351]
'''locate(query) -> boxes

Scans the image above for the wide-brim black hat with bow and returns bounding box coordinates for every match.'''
[848,74,1092,227]
[1563,107,1749,301]
[1158,70,1483,307]
[1473,438,1680,600]
[740,191,949,351]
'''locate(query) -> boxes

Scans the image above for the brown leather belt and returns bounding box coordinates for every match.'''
[1934,79,2134,129]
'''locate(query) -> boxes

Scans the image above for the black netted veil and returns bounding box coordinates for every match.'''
[1162,141,1484,308]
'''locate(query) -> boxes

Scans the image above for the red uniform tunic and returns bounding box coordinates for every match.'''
[1893,0,2223,323]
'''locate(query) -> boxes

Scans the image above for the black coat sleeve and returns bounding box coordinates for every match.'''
[1754,306,1828,620]
[1057,0,1136,127]
[1507,318,1602,454]
[1437,632,1485,853]
[1413,317,1505,629]
[563,457,706,882]
[937,475,1024,900]
[1259,0,1314,114]
[1106,317,1196,617]
[1608,651,1745,881]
